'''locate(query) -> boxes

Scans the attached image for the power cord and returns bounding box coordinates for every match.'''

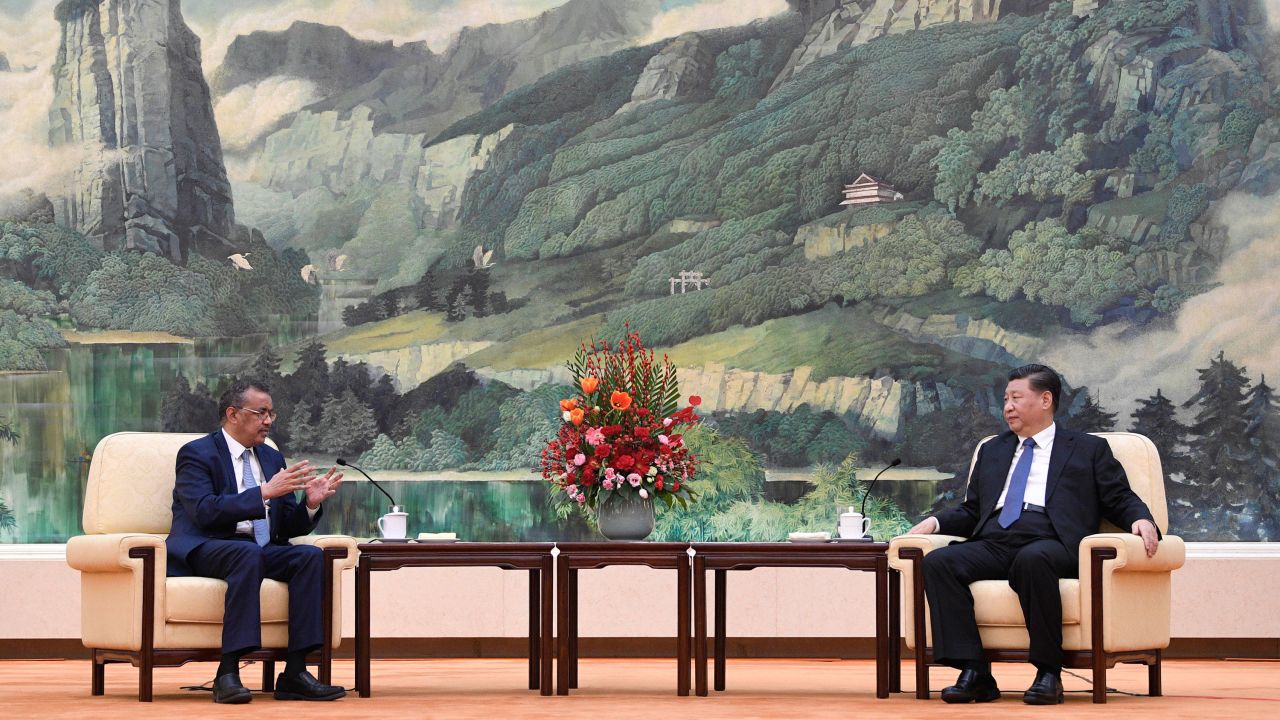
[1060,667,1145,697]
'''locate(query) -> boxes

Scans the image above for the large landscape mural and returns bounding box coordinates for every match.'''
[1,0,1277,544]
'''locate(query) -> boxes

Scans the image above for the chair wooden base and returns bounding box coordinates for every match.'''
[88,545,346,702]
[899,545,1165,704]
[911,647,1162,703]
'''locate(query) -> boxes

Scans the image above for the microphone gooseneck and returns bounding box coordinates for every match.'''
[336,457,399,510]
[860,457,901,519]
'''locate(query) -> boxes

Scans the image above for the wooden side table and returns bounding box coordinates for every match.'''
[554,542,692,696]
[354,542,555,697]
[690,542,900,697]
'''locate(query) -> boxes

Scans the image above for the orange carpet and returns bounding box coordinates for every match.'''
[1,658,1276,719]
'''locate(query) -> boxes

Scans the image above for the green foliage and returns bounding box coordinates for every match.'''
[975,132,1098,210]
[1068,393,1118,433]
[711,407,867,467]
[479,384,567,471]
[70,253,219,335]
[0,494,15,537]
[160,375,218,433]
[1132,115,1179,182]
[410,381,520,461]
[0,220,103,296]
[1159,183,1208,247]
[1217,106,1264,150]
[0,309,66,370]
[319,389,379,456]
[954,219,1138,325]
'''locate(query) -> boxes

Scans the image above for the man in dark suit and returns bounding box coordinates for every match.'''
[168,379,345,703]
[909,364,1160,705]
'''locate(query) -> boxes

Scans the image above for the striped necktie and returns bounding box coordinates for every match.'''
[241,450,270,546]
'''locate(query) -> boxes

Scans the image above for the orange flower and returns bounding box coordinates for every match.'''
[569,407,585,426]
[580,376,599,394]
[610,391,632,411]
[559,398,578,412]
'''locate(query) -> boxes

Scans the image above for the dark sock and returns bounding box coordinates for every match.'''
[217,652,241,680]
[284,650,308,678]
[963,660,990,675]
[1033,663,1061,677]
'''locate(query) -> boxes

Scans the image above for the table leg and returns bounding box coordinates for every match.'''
[693,555,708,696]
[356,561,371,698]
[714,569,727,692]
[540,555,554,696]
[569,568,579,689]
[889,568,901,693]
[677,553,691,696]
[556,555,570,696]
[875,555,888,699]
[528,568,539,691]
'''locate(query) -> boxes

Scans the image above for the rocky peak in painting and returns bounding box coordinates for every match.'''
[301,0,665,137]
[773,0,1052,89]
[210,20,433,98]
[48,0,235,262]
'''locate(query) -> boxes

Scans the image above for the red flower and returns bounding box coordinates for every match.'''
[688,395,702,407]
[602,425,623,437]
[614,454,635,471]
[634,427,650,439]
[636,408,649,417]
[672,482,681,492]
[594,443,612,457]
[655,478,664,491]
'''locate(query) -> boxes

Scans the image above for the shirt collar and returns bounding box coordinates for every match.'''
[222,428,251,462]
[1021,422,1056,449]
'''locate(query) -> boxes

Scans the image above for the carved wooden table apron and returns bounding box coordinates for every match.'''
[690,542,901,698]
[554,542,692,696]
[354,542,556,697]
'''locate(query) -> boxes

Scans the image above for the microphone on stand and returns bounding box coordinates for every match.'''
[860,457,901,524]
[336,457,402,512]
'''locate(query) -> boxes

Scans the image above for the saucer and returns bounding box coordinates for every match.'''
[416,538,459,543]
[831,536,874,543]
[372,537,413,543]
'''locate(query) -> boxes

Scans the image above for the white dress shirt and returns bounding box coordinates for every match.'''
[994,422,1056,510]
[222,429,317,538]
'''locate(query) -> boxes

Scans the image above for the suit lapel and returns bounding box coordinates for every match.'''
[980,433,1018,519]
[211,431,238,495]
[1045,427,1077,503]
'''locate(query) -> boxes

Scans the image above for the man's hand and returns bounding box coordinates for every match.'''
[304,466,344,510]
[260,461,316,500]
[1131,518,1159,557]
[908,516,940,534]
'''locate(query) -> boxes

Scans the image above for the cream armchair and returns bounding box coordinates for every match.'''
[888,432,1185,703]
[65,432,358,701]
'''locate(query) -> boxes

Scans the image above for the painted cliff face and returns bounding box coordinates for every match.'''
[0,0,1278,543]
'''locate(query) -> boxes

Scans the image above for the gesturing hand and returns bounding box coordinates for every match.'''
[1131,518,1159,558]
[305,466,344,510]
[260,461,315,500]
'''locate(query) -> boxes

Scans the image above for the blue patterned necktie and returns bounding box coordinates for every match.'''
[997,437,1037,529]
[241,450,270,546]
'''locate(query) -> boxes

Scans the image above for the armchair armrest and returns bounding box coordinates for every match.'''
[291,534,358,570]
[888,533,964,571]
[1078,533,1186,577]
[66,533,166,574]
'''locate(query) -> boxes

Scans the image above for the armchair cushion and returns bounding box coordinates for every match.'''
[166,578,290,624]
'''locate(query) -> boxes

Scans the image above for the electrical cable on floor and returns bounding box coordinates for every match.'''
[1060,667,1145,697]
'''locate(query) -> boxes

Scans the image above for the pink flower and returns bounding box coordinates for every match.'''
[627,472,642,487]
[639,488,649,499]
[573,453,587,466]
[658,434,669,445]
[566,484,579,498]
[663,418,673,428]
[576,494,586,504]
[602,478,615,490]
[604,467,616,481]
[584,427,605,446]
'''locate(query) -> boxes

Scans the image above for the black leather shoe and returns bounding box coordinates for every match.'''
[1023,670,1065,705]
[273,670,346,701]
[212,673,252,704]
[940,668,1000,703]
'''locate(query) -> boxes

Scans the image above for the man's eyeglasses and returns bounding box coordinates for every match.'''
[235,406,278,421]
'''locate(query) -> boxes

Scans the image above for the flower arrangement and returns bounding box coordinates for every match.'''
[540,331,701,513]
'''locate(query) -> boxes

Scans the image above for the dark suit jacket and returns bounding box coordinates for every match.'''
[934,427,1155,559]
[166,431,322,576]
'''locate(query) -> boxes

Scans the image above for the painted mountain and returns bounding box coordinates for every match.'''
[1,0,1278,543]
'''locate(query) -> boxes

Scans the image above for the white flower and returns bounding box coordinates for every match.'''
[563,411,572,422]
[639,488,649,499]
[647,466,658,476]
